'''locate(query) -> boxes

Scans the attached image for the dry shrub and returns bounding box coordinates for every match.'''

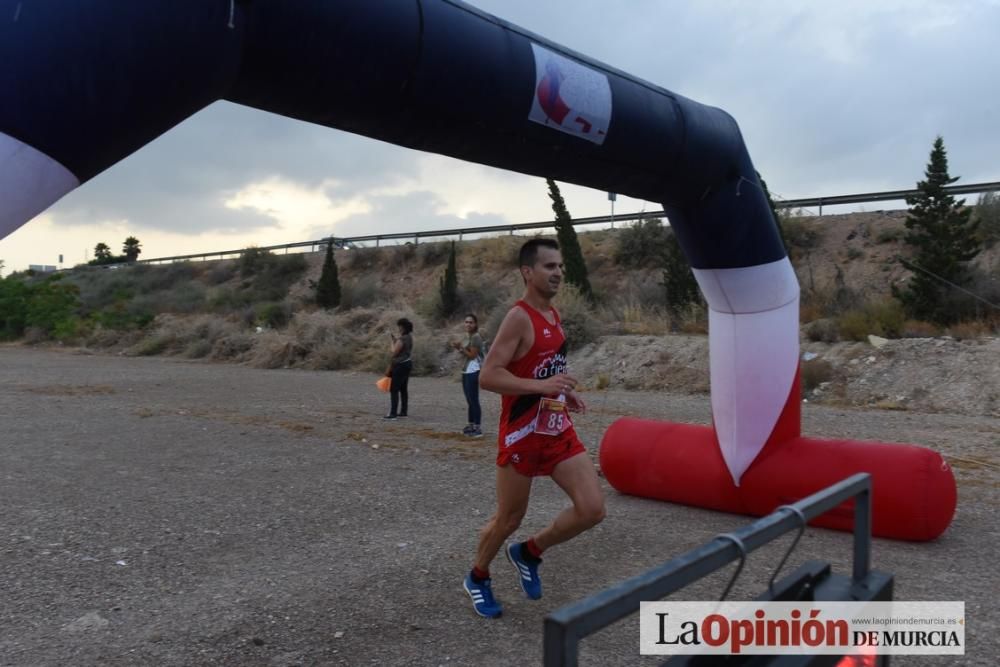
[459,280,506,319]
[413,286,444,324]
[782,216,823,259]
[289,310,337,347]
[463,235,520,270]
[836,311,869,343]
[836,299,905,341]
[676,302,708,334]
[328,307,444,376]
[385,243,418,272]
[84,326,145,350]
[577,231,612,273]
[339,275,384,310]
[204,260,238,285]
[805,318,839,343]
[184,339,213,358]
[945,320,993,340]
[555,284,601,349]
[799,297,825,323]
[85,326,127,348]
[576,229,611,256]
[482,282,524,342]
[344,247,382,271]
[801,276,863,320]
[801,358,835,391]
[211,332,255,360]
[22,327,48,345]
[617,301,669,335]
[188,315,241,344]
[876,228,904,244]
[608,273,668,312]
[337,307,381,333]
[124,313,241,357]
[292,310,363,370]
[130,334,172,356]
[417,241,451,268]
[901,319,940,338]
[307,338,362,370]
[247,331,308,368]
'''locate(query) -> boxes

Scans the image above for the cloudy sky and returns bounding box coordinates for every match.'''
[3,0,999,273]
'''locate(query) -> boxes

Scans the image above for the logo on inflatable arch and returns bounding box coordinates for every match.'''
[528,44,612,145]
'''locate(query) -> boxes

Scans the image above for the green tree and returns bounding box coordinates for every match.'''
[895,137,980,324]
[439,240,459,317]
[546,178,593,301]
[973,190,1000,248]
[614,216,671,268]
[25,275,80,337]
[94,242,112,262]
[123,236,142,262]
[315,241,342,309]
[0,275,30,339]
[240,246,271,277]
[661,227,701,322]
[757,172,788,250]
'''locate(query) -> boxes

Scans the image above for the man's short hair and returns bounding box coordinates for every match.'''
[396,317,413,334]
[519,238,560,268]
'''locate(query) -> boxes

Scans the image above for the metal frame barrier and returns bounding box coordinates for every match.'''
[121,181,999,267]
[543,473,876,666]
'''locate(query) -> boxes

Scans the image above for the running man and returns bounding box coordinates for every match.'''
[463,238,606,618]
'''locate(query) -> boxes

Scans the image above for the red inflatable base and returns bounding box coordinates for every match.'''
[599,419,956,541]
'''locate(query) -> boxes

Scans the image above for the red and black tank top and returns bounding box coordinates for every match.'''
[498,300,571,448]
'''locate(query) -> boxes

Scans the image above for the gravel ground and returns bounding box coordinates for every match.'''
[1,346,997,666]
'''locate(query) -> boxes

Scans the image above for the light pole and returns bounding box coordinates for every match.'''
[608,191,616,229]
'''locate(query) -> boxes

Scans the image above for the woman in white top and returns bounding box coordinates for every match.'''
[452,313,484,437]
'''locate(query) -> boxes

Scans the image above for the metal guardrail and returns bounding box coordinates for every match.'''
[542,473,873,666]
[785,180,1000,213]
[131,181,1000,266]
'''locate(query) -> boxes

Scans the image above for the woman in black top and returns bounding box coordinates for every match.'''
[385,318,413,419]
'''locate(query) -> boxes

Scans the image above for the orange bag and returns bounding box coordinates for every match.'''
[375,376,391,393]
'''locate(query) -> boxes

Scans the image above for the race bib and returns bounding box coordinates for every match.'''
[533,396,572,436]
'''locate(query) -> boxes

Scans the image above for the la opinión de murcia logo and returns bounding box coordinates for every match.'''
[640,602,965,656]
[653,610,962,654]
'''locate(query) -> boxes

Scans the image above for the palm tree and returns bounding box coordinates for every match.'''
[94,242,112,262]
[122,236,142,262]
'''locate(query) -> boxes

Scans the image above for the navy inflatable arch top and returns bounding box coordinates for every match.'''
[1,0,799,482]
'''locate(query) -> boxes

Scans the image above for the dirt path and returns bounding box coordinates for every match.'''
[1,347,997,666]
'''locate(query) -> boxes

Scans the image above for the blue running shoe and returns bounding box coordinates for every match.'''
[463,574,502,618]
[506,542,542,600]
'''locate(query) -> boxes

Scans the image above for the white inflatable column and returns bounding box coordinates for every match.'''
[693,257,800,485]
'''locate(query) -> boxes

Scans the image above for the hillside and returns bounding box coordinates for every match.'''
[10,210,1000,417]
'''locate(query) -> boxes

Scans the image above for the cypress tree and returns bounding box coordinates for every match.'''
[896,137,980,324]
[661,227,701,323]
[315,240,341,309]
[439,240,459,317]
[546,178,593,302]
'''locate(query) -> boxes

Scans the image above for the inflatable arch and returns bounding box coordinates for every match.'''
[1,0,954,539]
